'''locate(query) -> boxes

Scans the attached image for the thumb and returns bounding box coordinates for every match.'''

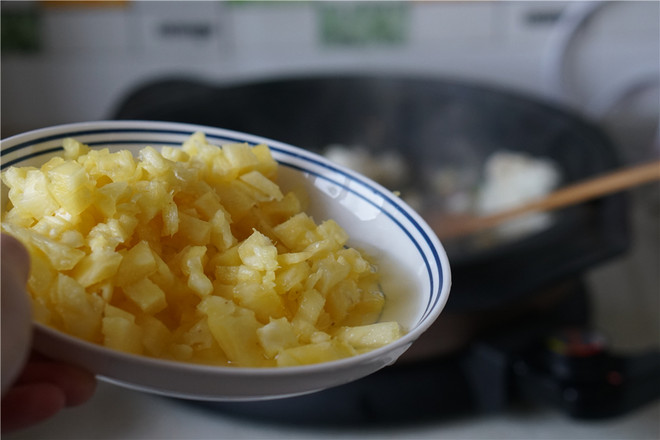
[1,233,33,396]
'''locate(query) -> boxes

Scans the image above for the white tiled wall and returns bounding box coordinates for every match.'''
[1,0,658,161]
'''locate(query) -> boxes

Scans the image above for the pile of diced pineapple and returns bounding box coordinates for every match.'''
[1,132,401,367]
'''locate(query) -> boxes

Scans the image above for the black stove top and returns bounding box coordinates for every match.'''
[186,279,660,426]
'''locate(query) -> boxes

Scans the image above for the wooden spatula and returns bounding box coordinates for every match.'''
[428,159,660,240]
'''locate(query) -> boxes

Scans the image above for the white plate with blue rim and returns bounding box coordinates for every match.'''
[0,120,451,401]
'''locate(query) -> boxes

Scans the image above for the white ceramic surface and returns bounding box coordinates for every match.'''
[0,120,451,401]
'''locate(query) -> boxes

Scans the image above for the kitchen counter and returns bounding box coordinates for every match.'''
[4,381,660,440]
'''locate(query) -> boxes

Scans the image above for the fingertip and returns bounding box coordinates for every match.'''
[65,367,97,407]
[1,383,66,434]
[16,360,97,407]
[1,234,33,395]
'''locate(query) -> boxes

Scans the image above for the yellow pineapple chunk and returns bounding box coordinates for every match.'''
[251,143,278,179]
[342,290,385,326]
[72,249,123,288]
[3,223,85,271]
[138,146,174,178]
[213,180,256,222]
[138,314,171,357]
[210,245,241,266]
[233,283,286,323]
[161,195,179,237]
[274,261,309,294]
[200,296,265,367]
[102,304,143,354]
[180,245,213,296]
[257,317,298,358]
[94,181,131,218]
[177,212,211,246]
[335,322,402,350]
[239,170,283,202]
[292,288,325,339]
[46,160,93,216]
[82,149,138,183]
[59,230,85,248]
[123,278,167,314]
[4,168,59,219]
[272,212,319,251]
[316,219,349,247]
[276,340,356,367]
[54,274,102,341]
[337,247,371,273]
[115,241,157,287]
[160,145,189,162]
[238,230,278,271]
[192,191,223,220]
[62,137,89,159]
[221,142,260,174]
[325,279,361,325]
[133,180,169,224]
[209,209,235,251]
[181,131,218,160]
[149,249,175,289]
[26,246,57,308]
[313,254,352,295]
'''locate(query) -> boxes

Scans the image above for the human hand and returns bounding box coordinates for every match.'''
[1,234,97,433]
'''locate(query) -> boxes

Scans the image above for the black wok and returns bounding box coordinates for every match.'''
[113,74,629,314]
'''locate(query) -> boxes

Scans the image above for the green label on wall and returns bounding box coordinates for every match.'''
[1,8,41,53]
[318,2,410,47]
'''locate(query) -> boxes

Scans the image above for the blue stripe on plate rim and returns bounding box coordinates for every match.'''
[1,126,446,322]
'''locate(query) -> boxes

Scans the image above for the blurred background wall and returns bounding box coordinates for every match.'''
[1,2,659,425]
[1,0,658,166]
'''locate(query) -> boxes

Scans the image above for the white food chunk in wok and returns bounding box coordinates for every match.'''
[324,145,410,189]
[475,150,562,239]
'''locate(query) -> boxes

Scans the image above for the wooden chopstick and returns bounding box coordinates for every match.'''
[430,159,660,240]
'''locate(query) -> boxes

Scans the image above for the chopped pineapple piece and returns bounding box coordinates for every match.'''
[233,283,286,324]
[221,142,260,174]
[102,304,143,355]
[62,137,89,159]
[95,181,130,218]
[115,241,157,287]
[54,274,103,342]
[239,170,284,202]
[238,230,278,271]
[335,322,402,350]
[257,317,299,358]
[139,314,171,357]
[123,278,167,314]
[276,340,356,367]
[3,223,85,271]
[209,209,235,251]
[72,249,123,288]
[4,168,59,219]
[200,296,266,367]
[177,212,211,246]
[46,160,93,216]
[180,245,213,297]
[250,143,278,179]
